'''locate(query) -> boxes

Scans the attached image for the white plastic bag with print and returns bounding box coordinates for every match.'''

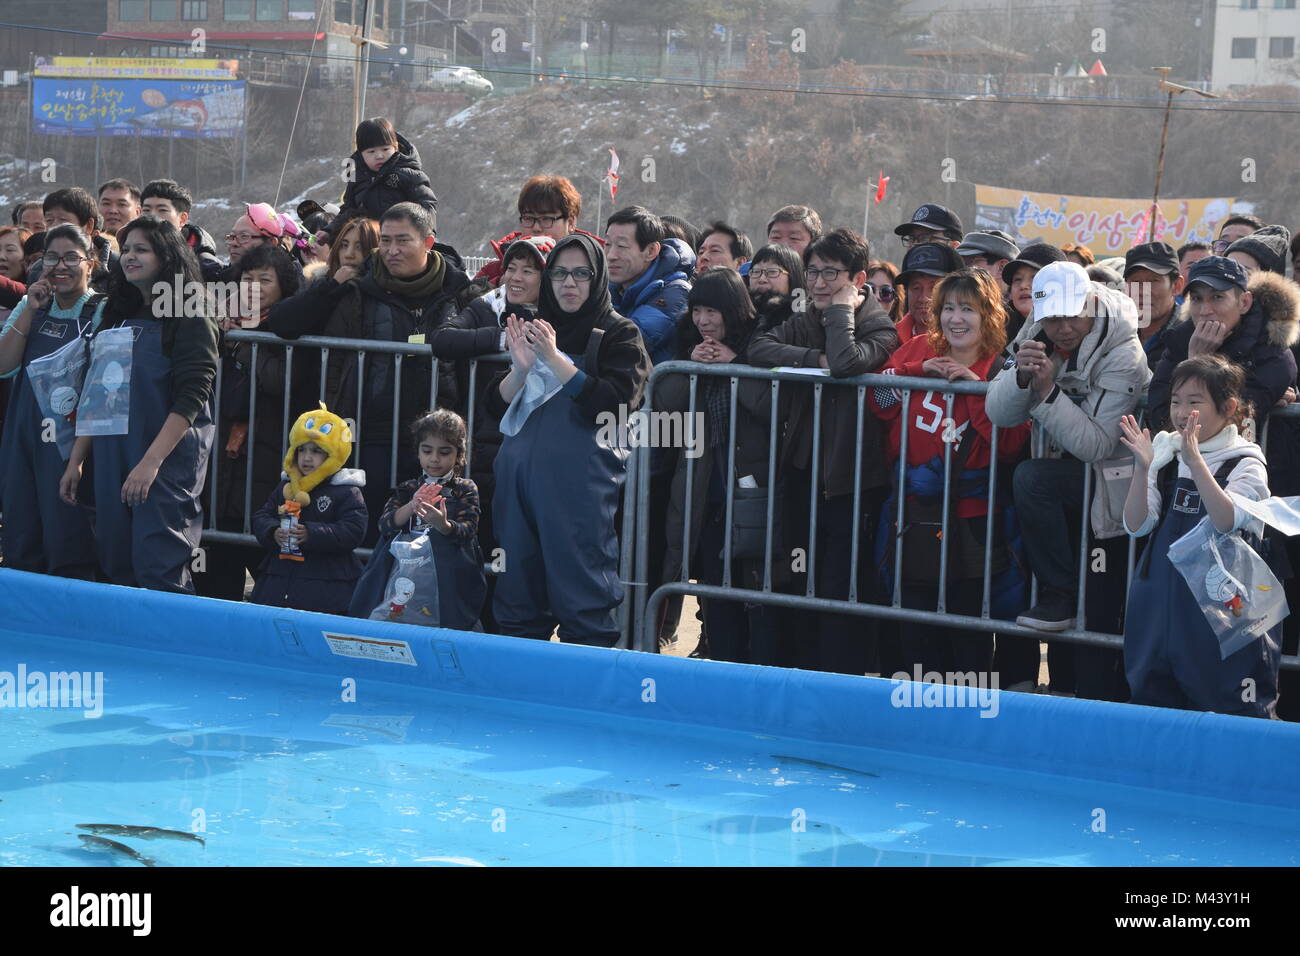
[25,334,90,459]
[1167,515,1286,660]
[369,532,441,627]
[76,326,134,436]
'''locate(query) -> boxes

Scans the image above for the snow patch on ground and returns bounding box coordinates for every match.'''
[285,178,334,208]
[444,103,482,128]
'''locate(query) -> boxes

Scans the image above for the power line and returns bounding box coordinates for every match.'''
[7,20,1300,115]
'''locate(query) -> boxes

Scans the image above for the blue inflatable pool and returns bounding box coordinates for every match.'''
[0,570,1296,866]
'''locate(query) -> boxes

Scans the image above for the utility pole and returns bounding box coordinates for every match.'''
[529,0,537,85]
[448,1,456,63]
[1148,67,1218,242]
[353,3,388,129]
[1195,0,1209,88]
[359,0,375,120]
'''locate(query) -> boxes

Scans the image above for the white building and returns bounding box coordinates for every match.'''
[1211,1,1300,89]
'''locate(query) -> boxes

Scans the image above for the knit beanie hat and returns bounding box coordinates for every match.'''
[501,235,556,270]
[1227,224,1291,276]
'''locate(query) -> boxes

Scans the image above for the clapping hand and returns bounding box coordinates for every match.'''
[504,313,536,372]
[1118,414,1154,469]
[1179,409,1204,464]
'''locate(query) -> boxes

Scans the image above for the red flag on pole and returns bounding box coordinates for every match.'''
[874,172,889,204]
[605,148,620,201]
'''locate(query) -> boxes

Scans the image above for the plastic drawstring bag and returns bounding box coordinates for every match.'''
[1167,515,1287,660]
[369,532,441,627]
[1230,492,1300,538]
[25,334,90,460]
[76,326,135,436]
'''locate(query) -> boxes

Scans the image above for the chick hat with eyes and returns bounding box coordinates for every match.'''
[283,402,353,505]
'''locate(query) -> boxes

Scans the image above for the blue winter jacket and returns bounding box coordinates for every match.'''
[609,237,695,365]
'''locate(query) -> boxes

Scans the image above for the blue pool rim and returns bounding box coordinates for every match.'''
[2,568,1298,811]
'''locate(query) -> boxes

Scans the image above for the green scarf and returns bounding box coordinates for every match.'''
[371,249,445,300]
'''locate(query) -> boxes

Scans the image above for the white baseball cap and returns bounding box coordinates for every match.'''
[1031,261,1091,322]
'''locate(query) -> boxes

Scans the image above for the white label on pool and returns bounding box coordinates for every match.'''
[322,632,418,666]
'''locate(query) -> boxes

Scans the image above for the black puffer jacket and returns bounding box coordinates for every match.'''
[183,222,225,279]
[1147,270,1300,434]
[317,246,469,440]
[322,133,438,243]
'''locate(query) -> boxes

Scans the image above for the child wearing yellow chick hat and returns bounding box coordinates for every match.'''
[249,403,368,614]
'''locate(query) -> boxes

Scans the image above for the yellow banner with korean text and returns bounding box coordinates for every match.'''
[973,184,1234,257]
[34,57,239,80]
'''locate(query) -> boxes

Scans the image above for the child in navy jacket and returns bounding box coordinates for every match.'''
[250,404,367,614]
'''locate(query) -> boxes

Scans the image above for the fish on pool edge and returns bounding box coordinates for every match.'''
[78,834,157,867]
[77,824,205,847]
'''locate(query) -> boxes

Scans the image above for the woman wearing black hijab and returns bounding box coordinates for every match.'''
[485,233,651,647]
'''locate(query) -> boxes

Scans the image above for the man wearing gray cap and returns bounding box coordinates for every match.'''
[956,230,1019,294]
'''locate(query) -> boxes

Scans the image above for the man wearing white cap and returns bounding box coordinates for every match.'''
[986,261,1150,699]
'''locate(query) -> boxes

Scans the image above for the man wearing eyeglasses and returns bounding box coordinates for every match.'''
[1211,213,1264,256]
[893,203,963,250]
[986,261,1149,700]
[749,228,899,676]
[956,230,1019,294]
[223,213,276,270]
[474,175,605,289]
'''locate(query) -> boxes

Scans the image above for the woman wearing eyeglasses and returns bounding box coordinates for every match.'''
[866,260,904,324]
[59,217,217,593]
[0,225,104,577]
[485,234,651,647]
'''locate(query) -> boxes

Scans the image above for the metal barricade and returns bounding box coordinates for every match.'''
[201,329,639,647]
[630,360,1300,674]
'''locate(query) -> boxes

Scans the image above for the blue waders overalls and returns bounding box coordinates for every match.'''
[89,317,215,593]
[492,331,627,647]
[1125,458,1281,718]
[0,297,99,576]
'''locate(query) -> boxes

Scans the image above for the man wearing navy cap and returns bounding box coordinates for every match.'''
[893,241,963,344]
[1123,241,1184,370]
[894,203,963,249]
[956,230,1019,294]
[1146,255,1298,434]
